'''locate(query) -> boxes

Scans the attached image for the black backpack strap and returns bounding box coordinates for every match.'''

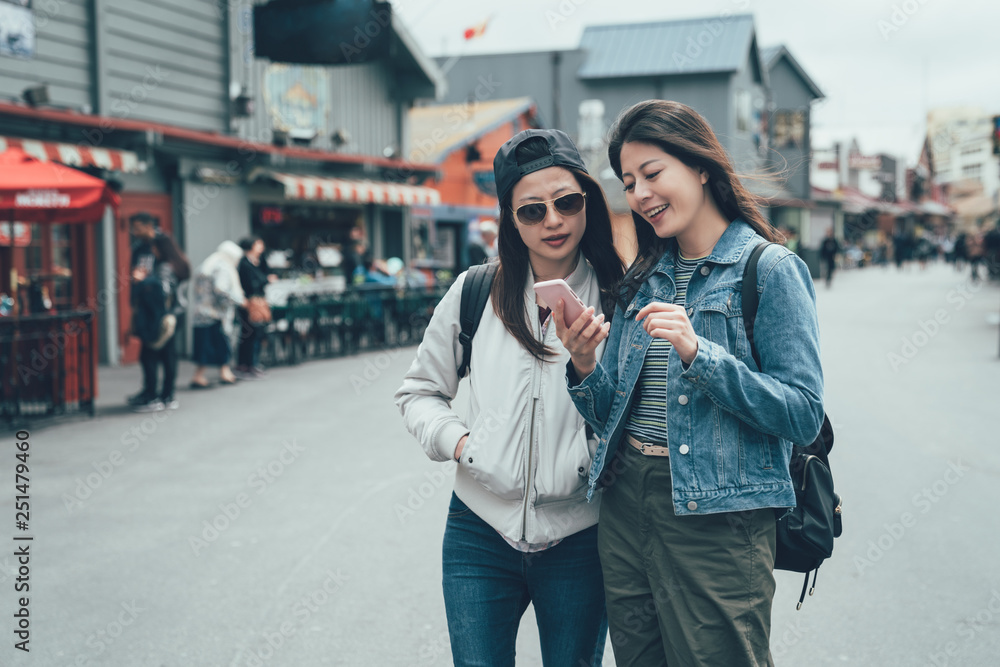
[741,242,774,370]
[458,262,498,378]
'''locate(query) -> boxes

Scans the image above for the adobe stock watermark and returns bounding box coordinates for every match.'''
[72,600,146,666]
[62,410,173,513]
[405,75,502,164]
[348,308,437,394]
[339,3,392,64]
[235,569,350,667]
[394,407,513,523]
[77,66,170,150]
[189,438,306,556]
[545,0,589,31]
[671,0,751,70]
[886,279,983,371]
[417,627,452,664]
[15,319,91,386]
[878,0,933,41]
[926,589,1000,666]
[771,616,813,661]
[854,460,967,575]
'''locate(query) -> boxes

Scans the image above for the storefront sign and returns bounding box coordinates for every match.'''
[0,222,31,247]
[848,153,882,171]
[0,2,34,59]
[15,189,71,207]
[263,64,329,135]
[259,205,284,225]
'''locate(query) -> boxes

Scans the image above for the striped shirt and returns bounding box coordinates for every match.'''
[624,252,704,443]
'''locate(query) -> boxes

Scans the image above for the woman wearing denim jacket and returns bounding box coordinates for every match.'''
[553,100,825,666]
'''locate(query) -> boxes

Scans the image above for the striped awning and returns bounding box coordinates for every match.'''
[269,172,441,206]
[0,136,144,174]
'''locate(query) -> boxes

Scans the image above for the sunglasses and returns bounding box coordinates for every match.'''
[513,192,586,225]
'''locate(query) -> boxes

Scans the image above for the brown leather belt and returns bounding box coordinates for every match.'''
[626,433,670,457]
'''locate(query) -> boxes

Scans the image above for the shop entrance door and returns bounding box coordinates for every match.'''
[115,194,173,365]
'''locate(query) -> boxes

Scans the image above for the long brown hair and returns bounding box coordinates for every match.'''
[493,137,625,362]
[607,100,782,296]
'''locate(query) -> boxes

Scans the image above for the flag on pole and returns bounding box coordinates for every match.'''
[463,17,490,41]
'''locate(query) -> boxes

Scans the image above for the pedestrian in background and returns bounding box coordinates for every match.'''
[556,100,824,666]
[820,227,840,287]
[967,231,985,283]
[189,241,245,388]
[782,226,799,255]
[983,222,1000,280]
[127,213,190,412]
[396,129,625,666]
[467,218,499,266]
[235,236,272,380]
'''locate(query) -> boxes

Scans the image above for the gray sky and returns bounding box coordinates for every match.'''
[394,0,1000,165]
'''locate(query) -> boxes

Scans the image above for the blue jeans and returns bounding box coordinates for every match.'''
[442,492,607,667]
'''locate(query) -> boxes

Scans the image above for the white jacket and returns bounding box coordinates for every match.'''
[394,258,606,544]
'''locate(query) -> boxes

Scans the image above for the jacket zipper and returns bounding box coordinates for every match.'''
[522,396,537,541]
[521,308,546,541]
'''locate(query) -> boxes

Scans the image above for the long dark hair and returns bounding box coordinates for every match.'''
[152,234,192,282]
[493,137,625,362]
[607,100,782,298]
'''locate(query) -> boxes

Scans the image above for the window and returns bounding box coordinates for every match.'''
[960,144,983,156]
[577,99,606,152]
[50,224,74,309]
[26,224,43,273]
[961,163,982,179]
[772,110,805,149]
[735,91,752,132]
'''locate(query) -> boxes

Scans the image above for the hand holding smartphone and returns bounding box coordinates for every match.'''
[533,279,588,327]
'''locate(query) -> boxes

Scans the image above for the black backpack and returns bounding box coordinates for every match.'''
[457,262,498,378]
[743,242,842,609]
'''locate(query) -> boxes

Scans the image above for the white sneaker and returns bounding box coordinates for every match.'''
[132,398,165,413]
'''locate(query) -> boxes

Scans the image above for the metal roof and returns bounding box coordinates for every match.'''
[578,14,758,79]
[408,98,536,163]
[761,45,824,100]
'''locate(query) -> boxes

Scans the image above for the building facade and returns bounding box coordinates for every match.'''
[0,0,443,366]
[437,15,770,215]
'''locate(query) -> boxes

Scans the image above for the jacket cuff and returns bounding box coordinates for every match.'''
[567,361,610,428]
[433,422,470,462]
[680,336,721,388]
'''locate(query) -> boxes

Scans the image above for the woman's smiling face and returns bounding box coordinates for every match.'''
[619,141,709,239]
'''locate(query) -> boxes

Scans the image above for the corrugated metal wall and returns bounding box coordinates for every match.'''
[0,0,92,110]
[328,62,398,157]
[101,0,228,131]
[228,1,402,159]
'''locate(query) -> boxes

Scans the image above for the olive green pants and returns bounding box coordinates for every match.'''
[597,442,777,666]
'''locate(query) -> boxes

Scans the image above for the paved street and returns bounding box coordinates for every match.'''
[2,262,998,667]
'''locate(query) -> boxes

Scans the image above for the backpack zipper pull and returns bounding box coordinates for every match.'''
[796,572,809,610]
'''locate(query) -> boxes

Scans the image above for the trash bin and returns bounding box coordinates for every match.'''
[799,247,821,280]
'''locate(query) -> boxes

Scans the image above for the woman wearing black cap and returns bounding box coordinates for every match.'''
[556,100,825,665]
[396,129,625,666]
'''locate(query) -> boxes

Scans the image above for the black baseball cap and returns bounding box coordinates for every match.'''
[493,129,589,205]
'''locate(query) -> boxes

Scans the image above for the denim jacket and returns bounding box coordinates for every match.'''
[567,219,825,515]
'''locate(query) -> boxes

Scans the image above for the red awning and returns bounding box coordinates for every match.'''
[0,136,144,174]
[0,148,119,224]
[267,172,441,206]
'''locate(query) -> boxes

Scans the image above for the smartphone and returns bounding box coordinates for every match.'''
[533,279,588,327]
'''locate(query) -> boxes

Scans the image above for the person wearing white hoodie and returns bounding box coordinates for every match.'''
[189,240,245,388]
[395,129,625,667]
